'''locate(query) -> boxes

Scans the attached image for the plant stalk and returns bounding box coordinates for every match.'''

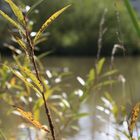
[24,15,56,140]
[30,49,56,140]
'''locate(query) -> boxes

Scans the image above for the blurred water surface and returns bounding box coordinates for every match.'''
[1,56,140,140]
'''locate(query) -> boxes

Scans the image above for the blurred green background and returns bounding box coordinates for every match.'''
[0,0,140,56]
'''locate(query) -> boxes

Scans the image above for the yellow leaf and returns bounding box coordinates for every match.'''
[19,66,43,92]
[14,106,50,132]
[34,5,71,43]
[128,102,140,137]
[0,10,25,34]
[5,0,25,25]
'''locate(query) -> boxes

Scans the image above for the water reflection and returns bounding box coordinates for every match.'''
[68,104,93,140]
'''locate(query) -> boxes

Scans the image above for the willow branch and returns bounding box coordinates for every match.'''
[24,15,56,140]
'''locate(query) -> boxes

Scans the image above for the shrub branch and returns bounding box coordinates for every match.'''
[24,14,56,140]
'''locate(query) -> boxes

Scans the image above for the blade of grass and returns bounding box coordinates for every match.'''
[124,0,140,37]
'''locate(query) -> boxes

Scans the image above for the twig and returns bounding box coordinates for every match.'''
[23,14,56,140]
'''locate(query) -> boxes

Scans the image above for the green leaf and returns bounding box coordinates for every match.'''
[27,0,45,15]
[95,80,116,89]
[84,69,95,96]
[49,104,62,119]
[72,113,89,120]
[34,87,54,107]
[5,0,25,25]
[61,99,70,108]
[124,0,140,37]
[34,36,47,45]
[38,50,53,59]
[33,86,55,119]
[0,10,25,34]
[104,92,114,103]
[104,92,119,119]
[101,69,118,78]
[96,58,105,75]
[0,10,19,28]
[34,4,71,43]
[87,68,95,83]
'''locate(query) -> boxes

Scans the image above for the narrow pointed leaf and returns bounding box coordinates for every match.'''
[19,66,43,92]
[87,68,95,83]
[94,80,116,89]
[5,0,25,25]
[0,10,25,34]
[7,66,41,96]
[34,5,71,43]
[101,69,118,78]
[0,10,19,29]
[97,58,105,75]
[14,36,27,51]
[124,0,140,37]
[72,113,89,120]
[34,87,54,111]
[33,86,57,119]
[14,106,50,132]
[27,0,45,15]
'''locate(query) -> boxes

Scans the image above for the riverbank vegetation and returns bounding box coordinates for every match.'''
[0,0,140,140]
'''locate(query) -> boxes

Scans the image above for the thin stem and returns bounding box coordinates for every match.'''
[30,50,56,140]
[97,8,107,61]
[23,15,56,140]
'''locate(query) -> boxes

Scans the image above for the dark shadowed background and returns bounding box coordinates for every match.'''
[0,0,140,56]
